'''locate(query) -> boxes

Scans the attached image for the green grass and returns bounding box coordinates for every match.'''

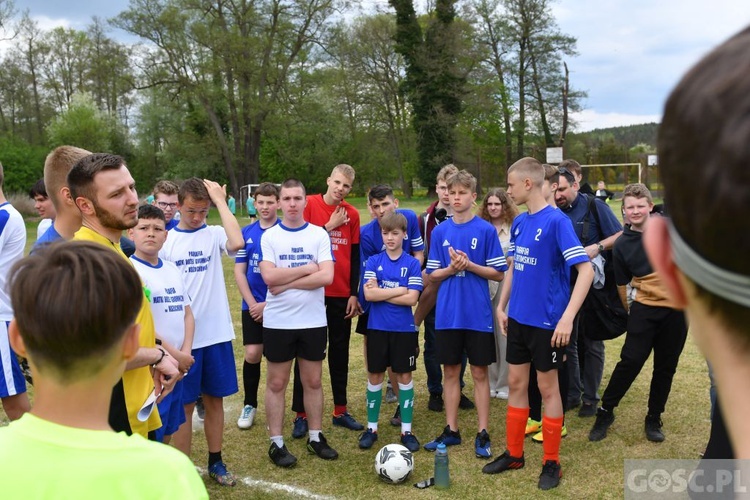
[5,198,708,499]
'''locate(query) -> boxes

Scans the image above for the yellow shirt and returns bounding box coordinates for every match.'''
[73,227,161,436]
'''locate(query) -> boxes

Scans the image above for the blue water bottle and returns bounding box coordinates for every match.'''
[434,442,450,489]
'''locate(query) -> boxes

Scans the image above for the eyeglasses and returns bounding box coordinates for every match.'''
[156,201,177,210]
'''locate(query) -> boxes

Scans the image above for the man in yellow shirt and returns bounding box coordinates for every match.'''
[68,153,180,437]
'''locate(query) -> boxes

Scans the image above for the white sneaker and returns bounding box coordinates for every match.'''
[237,404,256,429]
[496,387,509,400]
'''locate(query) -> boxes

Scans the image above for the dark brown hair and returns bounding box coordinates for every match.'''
[255,182,280,199]
[67,153,126,203]
[9,241,143,382]
[178,177,209,204]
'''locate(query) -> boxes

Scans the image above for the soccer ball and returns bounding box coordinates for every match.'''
[375,444,414,484]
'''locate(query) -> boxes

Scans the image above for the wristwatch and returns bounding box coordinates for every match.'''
[597,242,605,253]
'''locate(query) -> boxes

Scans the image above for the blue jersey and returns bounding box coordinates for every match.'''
[507,206,589,329]
[360,209,424,261]
[363,251,423,333]
[31,223,62,253]
[426,216,507,332]
[235,220,279,309]
[360,208,424,312]
[562,193,621,246]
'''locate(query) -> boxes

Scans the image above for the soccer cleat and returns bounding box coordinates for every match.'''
[292,416,308,439]
[358,428,379,450]
[531,425,568,443]
[268,442,297,468]
[390,405,402,427]
[578,402,597,417]
[589,408,615,442]
[237,404,256,430]
[475,429,492,459]
[401,432,420,452]
[496,387,509,400]
[525,418,542,436]
[428,392,444,412]
[645,415,665,442]
[208,460,237,486]
[538,460,562,490]
[459,393,475,410]
[195,396,205,421]
[385,385,398,403]
[332,411,364,431]
[424,425,462,451]
[482,450,525,474]
[307,433,339,460]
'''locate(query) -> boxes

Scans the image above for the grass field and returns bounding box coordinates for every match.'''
[3,195,710,499]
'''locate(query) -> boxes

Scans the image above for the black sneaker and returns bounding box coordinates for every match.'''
[538,460,562,490]
[269,442,297,468]
[482,450,525,474]
[428,392,444,412]
[307,433,339,460]
[589,408,615,442]
[578,402,596,417]
[645,415,665,442]
[390,405,402,427]
[459,393,475,410]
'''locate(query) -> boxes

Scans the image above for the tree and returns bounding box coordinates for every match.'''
[115,0,342,197]
[46,92,122,152]
[325,14,416,195]
[390,0,466,194]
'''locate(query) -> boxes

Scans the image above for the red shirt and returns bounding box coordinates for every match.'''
[304,194,360,297]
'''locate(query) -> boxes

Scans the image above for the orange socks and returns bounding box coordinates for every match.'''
[542,415,564,463]
[506,405,529,458]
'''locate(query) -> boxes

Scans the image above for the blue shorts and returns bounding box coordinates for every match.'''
[154,379,186,442]
[182,341,238,404]
[0,321,26,398]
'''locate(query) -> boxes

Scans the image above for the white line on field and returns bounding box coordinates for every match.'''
[240,477,336,499]
[195,467,336,499]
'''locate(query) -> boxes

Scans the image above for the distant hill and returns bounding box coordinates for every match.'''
[569,122,659,149]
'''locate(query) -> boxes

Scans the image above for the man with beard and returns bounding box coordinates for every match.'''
[68,153,180,437]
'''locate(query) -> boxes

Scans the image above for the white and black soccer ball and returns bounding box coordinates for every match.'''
[375,444,414,484]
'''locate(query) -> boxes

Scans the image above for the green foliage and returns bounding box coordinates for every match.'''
[45,92,123,153]
[0,136,48,194]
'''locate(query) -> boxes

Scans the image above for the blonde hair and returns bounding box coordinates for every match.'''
[331,164,356,182]
[437,164,459,183]
[508,157,544,187]
[43,146,92,208]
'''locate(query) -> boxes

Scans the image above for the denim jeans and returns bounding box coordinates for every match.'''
[567,311,605,406]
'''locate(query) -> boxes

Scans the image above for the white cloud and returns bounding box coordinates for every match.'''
[571,109,660,132]
[555,0,750,119]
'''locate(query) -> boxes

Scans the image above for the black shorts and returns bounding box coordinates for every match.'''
[242,310,263,345]
[367,330,419,374]
[263,327,327,363]
[436,329,495,366]
[355,311,369,335]
[506,318,563,371]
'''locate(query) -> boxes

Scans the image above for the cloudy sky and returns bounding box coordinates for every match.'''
[14,0,750,131]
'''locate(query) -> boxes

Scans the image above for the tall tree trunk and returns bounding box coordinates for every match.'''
[558,61,569,147]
